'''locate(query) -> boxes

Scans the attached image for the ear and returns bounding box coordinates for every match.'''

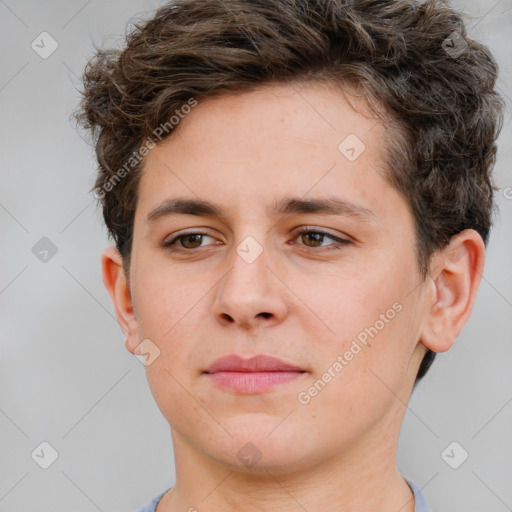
[101,246,139,354]
[419,229,486,353]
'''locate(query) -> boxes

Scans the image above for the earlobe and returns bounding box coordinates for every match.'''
[101,246,138,349]
[419,229,485,354]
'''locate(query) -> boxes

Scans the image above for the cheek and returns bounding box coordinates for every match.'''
[295,304,414,441]
[287,266,401,342]
[133,265,204,335]
[294,263,415,383]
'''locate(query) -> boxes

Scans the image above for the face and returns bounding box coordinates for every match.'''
[119,82,431,473]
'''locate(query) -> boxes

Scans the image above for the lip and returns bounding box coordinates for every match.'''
[203,354,307,394]
[204,354,305,373]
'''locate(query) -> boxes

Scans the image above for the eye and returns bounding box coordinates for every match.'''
[161,227,351,253]
[292,227,351,250]
[162,232,219,251]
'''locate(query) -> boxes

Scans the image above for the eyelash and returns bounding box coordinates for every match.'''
[161,227,351,253]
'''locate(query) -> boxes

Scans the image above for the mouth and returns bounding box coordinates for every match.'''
[203,354,308,394]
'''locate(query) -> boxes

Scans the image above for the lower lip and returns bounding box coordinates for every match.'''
[205,371,305,393]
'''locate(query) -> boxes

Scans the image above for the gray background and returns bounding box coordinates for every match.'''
[0,0,511,511]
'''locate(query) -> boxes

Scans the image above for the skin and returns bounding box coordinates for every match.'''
[102,82,485,511]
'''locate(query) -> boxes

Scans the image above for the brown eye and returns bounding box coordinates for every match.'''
[162,232,217,251]
[301,232,327,247]
[293,228,351,251]
[178,234,204,249]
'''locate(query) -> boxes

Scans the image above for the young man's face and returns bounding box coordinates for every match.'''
[110,83,433,472]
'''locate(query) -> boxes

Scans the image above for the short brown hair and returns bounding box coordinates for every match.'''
[76,0,504,386]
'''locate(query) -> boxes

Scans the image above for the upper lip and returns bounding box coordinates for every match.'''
[204,354,306,373]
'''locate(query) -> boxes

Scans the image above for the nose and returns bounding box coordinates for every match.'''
[211,239,289,330]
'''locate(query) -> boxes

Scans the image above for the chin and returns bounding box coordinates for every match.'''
[204,427,315,475]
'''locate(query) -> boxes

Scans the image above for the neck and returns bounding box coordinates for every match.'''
[158,407,415,512]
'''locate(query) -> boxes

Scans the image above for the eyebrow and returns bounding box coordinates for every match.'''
[146,196,376,224]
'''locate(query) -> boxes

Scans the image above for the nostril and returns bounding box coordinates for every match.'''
[259,312,272,319]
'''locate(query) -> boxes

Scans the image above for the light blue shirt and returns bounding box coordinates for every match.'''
[134,478,432,512]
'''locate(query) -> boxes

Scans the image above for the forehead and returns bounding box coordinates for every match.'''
[135,82,402,225]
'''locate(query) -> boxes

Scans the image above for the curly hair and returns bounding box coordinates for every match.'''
[75,0,504,387]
